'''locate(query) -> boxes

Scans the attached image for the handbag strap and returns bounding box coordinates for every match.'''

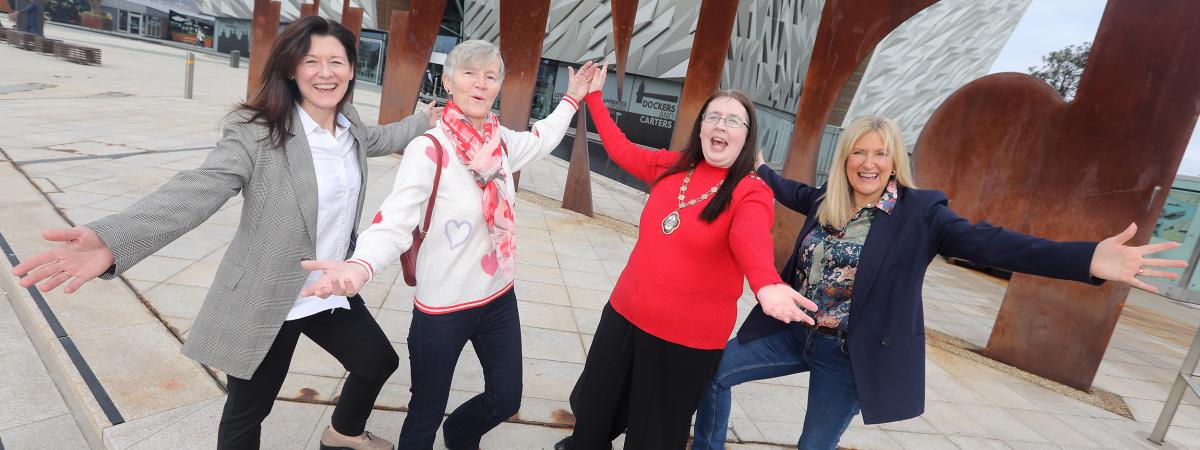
[420,133,444,235]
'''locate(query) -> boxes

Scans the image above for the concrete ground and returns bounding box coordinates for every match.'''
[3,19,1200,450]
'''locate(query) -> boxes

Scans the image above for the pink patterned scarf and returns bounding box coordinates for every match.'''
[439,101,515,279]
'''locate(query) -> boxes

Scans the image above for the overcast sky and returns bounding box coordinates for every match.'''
[987,0,1200,177]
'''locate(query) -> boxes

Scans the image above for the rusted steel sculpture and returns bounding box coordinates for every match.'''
[915,0,1200,390]
[667,0,739,151]
[609,0,637,98]
[771,0,938,264]
[498,0,550,189]
[246,0,282,99]
[378,0,448,124]
[342,1,363,41]
[497,0,550,133]
[562,106,594,217]
[300,0,319,17]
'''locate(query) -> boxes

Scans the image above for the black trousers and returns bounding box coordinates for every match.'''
[216,295,399,450]
[399,289,523,450]
[568,303,724,450]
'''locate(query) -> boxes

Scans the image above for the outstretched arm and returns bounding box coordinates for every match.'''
[933,197,1185,293]
[581,65,676,184]
[14,114,255,293]
[504,61,596,171]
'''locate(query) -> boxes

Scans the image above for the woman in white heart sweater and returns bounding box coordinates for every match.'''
[302,41,596,449]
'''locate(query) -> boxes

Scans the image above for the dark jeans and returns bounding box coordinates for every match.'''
[568,303,724,450]
[692,325,860,450]
[217,295,399,450]
[399,289,522,450]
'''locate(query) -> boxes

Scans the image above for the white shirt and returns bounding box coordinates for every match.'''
[287,105,361,320]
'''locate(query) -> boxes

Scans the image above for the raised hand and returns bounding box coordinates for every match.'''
[565,61,597,103]
[756,283,818,325]
[1090,222,1188,293]
[421,100,443,127]
[12,226,115,294]
[299,260,370,298]
[588,64,608,95]
[756,150,766,168]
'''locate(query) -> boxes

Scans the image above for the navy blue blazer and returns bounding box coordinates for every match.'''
[737,165,1102,424]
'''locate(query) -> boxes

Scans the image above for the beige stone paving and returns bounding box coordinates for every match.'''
[5,19,1200,450]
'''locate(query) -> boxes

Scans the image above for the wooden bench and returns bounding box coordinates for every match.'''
[33,35,59,54]
[6,29,34,51]
[53,43,102,65]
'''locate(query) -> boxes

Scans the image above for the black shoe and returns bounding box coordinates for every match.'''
[554,436,573,450]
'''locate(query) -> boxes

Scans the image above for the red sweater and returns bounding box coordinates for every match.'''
[584,92,783,350]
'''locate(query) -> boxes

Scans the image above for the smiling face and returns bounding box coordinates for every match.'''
[442,59,502,126]
[293,34,353,117]
[844,130,895,205]
[698,97,750,168]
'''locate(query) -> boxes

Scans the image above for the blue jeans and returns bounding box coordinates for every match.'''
[399,290,522,450]
[692,325,860,450]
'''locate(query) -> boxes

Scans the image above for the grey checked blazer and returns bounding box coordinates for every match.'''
[87,105,430,379]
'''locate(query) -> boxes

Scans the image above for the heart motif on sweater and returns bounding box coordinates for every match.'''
[480,251,498,277]
[444,219,472,249]
[425,144,449,167]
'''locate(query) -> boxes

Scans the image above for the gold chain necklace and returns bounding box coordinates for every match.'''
[661,169,722,234]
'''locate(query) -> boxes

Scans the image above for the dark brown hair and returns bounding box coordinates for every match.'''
[239,16,358,148]
[656,90,760,223]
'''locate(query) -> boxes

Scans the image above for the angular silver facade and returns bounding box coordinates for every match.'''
[195,0,378,28]
[843,0,1032,148]
[461,0,1028,150]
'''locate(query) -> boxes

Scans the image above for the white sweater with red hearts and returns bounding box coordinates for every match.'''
[349,96,578,314]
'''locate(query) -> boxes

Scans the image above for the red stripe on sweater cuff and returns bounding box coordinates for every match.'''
[346,259,375,282]
[563,95,579,110]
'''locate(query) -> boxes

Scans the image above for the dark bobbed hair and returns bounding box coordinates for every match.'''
[656,90,760,223]
[239,16,358,148]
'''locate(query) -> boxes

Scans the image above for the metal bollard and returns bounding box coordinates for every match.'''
[229,50,240,68]
[184,52,195,99]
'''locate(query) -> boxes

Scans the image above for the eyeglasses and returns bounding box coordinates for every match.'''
[702,112,747,129]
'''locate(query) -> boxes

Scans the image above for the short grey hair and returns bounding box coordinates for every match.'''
[444,39,505,80]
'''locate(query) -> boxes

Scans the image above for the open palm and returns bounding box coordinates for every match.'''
[12,226,115,293]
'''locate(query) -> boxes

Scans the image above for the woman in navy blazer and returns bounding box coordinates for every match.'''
[690,116,1186,450]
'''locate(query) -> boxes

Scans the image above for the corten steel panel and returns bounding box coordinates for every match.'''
[497,0,549,133]
[772,0,938,266]
[378,0,448,125]
[915,0,1200,390]
[342,6,363,41]
[498,0,550,190]
[609,0,637,98]
[562,105,594,217]
[667,0,739,152]
[300,0,318,17]
[246,0,282,100]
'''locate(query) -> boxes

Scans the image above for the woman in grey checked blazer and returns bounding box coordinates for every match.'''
[12,17,433,450]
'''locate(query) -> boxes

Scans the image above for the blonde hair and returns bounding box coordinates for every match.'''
[817,116,916,229]
[444,39,505,80]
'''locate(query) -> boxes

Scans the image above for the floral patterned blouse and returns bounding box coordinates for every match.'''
[792,180,899,330]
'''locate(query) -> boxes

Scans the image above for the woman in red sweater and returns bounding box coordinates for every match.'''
[555,67,818,450]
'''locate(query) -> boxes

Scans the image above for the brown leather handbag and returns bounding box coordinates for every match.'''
[399,134,444,286]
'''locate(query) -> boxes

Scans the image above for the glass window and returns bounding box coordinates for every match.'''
[356,37,384,84]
